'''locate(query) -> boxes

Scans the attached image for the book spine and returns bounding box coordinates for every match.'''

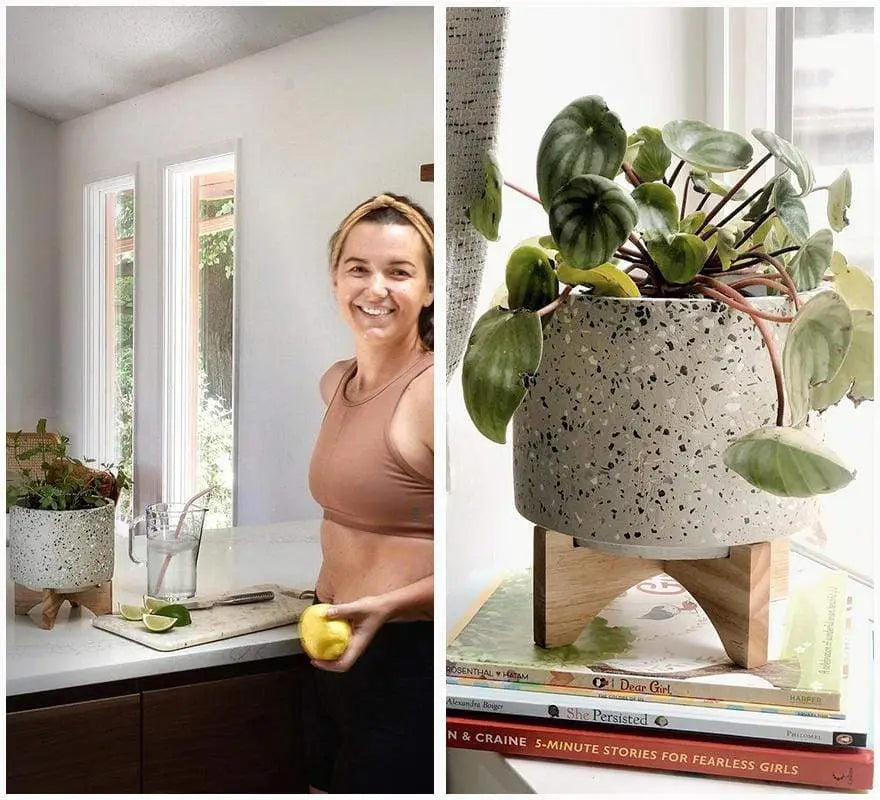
[446,690,866,747]
[446,676,845,719]
[446,658,840,711]
[447,716,874,791]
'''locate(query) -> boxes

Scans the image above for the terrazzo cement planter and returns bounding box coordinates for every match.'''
[513,293,818,559]
[8,501,115,591]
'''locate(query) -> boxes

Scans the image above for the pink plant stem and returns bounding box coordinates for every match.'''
[745,252,802,311]
[692,278,787,426]
[694,275,794,323]
[727,276,796,300]
[503,180,542,206]
[537,285,574,318]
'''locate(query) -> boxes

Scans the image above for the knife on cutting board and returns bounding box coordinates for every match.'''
[176,589,276,610]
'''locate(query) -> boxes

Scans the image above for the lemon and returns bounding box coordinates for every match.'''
[119,604,146,622]
[154,604,192,627]
[143,595,168,613]
[143,614,177,633]
[299,604,351,661]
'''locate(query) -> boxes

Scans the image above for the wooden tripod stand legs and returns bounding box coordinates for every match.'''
[14,583,113,630]
[533,528,772,669]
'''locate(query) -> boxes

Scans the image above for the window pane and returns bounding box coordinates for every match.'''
[196,172,235,528]
[792,7,874,273]
[113,189,135,520]
[790,7,874,580]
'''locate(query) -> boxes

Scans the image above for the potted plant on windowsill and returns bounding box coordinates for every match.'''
[7,420,129,591]
[464,95,873,559]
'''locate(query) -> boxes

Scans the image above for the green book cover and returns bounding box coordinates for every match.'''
[447,566,850,712]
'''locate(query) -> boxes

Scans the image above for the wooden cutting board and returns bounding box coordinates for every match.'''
[92,584,313,651]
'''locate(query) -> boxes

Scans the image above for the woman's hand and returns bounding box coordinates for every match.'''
[310,594,390,673]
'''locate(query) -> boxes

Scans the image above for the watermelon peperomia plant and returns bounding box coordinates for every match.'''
[464,95,873,498]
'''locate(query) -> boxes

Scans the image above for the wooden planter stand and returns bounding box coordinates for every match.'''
[533,528,789,669]
[14,582,113,630]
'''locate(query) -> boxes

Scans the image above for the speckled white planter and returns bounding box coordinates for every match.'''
[513,293,818,559]
[8,502,115,591]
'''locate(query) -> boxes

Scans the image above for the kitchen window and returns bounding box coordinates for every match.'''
[778,6,875,581]
[83,176,136,521]
[163,154,237,528]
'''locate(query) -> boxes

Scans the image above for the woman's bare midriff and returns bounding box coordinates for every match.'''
[315,519,433,619]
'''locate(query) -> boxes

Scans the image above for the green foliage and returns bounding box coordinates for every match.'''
[115,270,135,519]
[464,93,873,499]
[506,246,558,311]
[7,421,129,512]
[200,198,235,279]
[463,309,543,444]
[111,192,235,525]
[197,373,233,528]
[468,155,503,241]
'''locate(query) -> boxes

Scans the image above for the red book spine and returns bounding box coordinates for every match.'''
[447,715,874,791]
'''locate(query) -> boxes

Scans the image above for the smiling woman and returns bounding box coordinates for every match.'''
[303,193,434,794]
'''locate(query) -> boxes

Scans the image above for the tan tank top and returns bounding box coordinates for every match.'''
[309,352,433,538]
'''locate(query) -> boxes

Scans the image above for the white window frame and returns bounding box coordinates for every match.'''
[161,151,237,507]
[717,8,874,585]
[83,174,135,467]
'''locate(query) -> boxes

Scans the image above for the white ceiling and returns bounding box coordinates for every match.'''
[6,6,378,122]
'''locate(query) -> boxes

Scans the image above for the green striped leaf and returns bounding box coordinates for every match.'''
[690,170,749,200]
[743,178,777,221]
[772,176,809,245]
[826,169,852,232]
[789,229,833,291]
[782,291,853,428]
[811,309,874,410]
[704,227,739,271]
[662,120,753,173]
[514,235,559,260]
[629,126,671,183]
[555,262,640,297]
[548,175,638,270]
[462,308,543,444]
[506,245,559,311]
[752,129,814,196]
[536,96,627,208]
[631,182,679,240]
[468,154,503,241]
[723,426,854,497]
[645,232,708,284]
[679,211,706,235]
[623,134,643,169]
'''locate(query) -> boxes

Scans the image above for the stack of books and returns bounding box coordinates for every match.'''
[446,560,874,790]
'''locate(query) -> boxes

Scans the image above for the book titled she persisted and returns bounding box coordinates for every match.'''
[447,715,874,791]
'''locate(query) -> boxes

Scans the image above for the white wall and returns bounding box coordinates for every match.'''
[6,102,60,432]
[447,7,710,619]
[55,8,433,524]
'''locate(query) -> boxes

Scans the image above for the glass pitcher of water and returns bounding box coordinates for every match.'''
[129,502,208,601]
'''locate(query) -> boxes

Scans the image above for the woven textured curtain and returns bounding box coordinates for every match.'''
[445,8,508,380]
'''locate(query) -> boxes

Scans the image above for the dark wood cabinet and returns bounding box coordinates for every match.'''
[6,656,308,793]
[7,694,141,793]
[142,669,305,792]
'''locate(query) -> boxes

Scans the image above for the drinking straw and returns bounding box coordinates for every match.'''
[153,487,212,596]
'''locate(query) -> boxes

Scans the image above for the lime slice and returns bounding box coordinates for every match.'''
[119,604,146,622]
[154,604,192,627]
[143,614,177,632]
[143,596,168,613]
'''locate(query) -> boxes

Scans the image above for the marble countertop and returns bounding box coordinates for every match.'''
[6,520,322,696]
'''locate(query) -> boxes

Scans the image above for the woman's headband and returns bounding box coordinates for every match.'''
[330,194,434,271]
